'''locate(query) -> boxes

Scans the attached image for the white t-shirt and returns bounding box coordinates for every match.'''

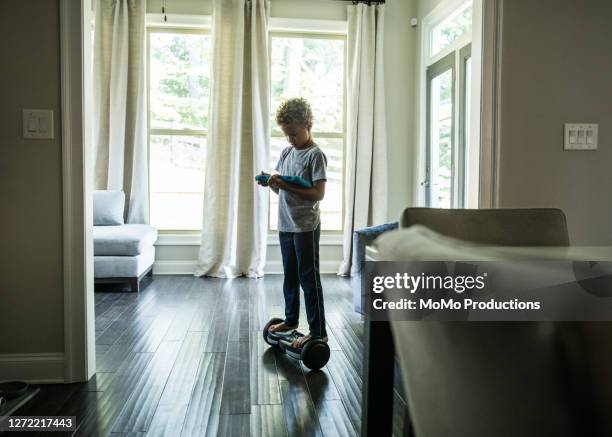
[275,143,327,232]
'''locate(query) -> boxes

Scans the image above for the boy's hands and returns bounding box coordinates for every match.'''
[255,172,281,195]
[259,174,325,201]
[256,171,270,186]
[268,174,288,190]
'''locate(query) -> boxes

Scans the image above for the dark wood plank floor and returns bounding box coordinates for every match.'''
[12,275,409,437]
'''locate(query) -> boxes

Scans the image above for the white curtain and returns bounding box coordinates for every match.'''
[338,3,388,276]
[195,0,270,278]
[93,0,148,223]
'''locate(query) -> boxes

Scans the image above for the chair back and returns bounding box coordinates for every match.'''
[391,208,604,437]
[399,207,569,246]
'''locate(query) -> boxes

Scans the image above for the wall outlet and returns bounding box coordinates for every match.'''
[23,109,54,140]
[564,123,598,150]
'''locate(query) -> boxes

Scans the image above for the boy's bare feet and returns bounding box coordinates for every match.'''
[291,334,328,348]
[268,321,297,333]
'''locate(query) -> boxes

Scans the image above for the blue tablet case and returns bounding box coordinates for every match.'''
[255,174,312,189]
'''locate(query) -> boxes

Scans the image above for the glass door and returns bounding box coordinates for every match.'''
[426,52,455,208]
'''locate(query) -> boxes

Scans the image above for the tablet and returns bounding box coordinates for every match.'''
[255,174,312,188]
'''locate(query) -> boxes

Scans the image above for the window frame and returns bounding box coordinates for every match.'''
[425,51,456,208]
[146,24,211,231]
[429,0,472,60]
[457,43,472,207]
[419,0,474,209]
[144,15,348,238]
[268,30,348,235]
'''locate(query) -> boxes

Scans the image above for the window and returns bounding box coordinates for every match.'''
[422,1,473,208]
[269,34,346,231]
[430,2,472,57]
[426,55,455,208]
[148,29,211,230]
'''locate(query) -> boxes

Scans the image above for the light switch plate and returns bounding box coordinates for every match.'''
[564,123,598,150]
[23,109,54,139]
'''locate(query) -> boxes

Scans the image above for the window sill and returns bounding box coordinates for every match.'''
[156,231,201,246]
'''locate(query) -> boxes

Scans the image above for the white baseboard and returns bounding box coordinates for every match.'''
[154,260,341,275]
[153,261,198,275]
[0,353,65,383]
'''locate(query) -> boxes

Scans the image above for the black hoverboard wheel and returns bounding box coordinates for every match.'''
[263,318,284,347]
[301,338,330,371]
[277,331,330,371]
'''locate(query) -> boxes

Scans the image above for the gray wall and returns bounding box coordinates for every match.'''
[417,0,445,18]
[497,0,612,244]
[385,0,419,220]
[0,0,64,354]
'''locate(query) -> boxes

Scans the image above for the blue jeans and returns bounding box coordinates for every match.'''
[278,224,327,338]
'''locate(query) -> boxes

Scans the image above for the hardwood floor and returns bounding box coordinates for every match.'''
[12,275,409,436]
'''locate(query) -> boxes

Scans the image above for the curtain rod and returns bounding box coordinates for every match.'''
[271,0,386,2]
[262,0,387,4]
[323,0,385,3]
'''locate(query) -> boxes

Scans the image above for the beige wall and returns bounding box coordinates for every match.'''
[497,0,612,244]
[0,0,64,354]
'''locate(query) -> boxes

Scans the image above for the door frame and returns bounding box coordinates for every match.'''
[457,43,472,208]
[479,0,503,208]
[60,0,95,382]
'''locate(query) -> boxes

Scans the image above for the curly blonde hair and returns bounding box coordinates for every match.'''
[275,97,313,126]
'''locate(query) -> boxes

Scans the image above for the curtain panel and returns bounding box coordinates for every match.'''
[93,0,148,223]
[338,3,388,276]
[195,0,271,278]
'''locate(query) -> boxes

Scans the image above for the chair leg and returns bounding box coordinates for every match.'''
[130,277,140,293]
[362,320,395,437]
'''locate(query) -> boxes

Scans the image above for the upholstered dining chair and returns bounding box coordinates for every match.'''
[363,208,612,437]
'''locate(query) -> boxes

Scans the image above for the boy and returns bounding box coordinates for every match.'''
[257,97,328,348]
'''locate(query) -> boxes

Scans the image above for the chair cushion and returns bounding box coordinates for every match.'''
[94,246,155,278]
[93,224,158,256]
[93,190,125,225]
[352,222,399,275]
[352,221,399,314]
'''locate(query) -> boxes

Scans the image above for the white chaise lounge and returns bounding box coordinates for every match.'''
[93,190,158,292]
